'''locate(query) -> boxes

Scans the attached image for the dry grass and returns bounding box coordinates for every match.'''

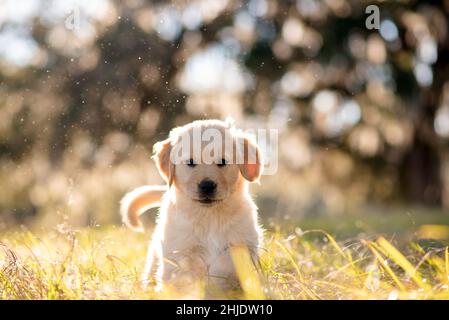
[1,220,449,300]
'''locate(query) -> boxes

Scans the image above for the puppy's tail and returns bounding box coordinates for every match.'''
[120,185,167,232]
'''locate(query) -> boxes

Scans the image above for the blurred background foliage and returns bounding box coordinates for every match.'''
[1,0,449,230]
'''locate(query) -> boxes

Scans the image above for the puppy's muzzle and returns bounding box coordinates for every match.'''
[197,179,219,204]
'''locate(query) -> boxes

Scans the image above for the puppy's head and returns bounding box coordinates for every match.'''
[153,119,262,207]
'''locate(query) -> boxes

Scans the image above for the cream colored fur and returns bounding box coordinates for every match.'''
[120,119,263,291]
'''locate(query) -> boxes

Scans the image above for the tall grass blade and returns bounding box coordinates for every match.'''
[363,240,406,291]
[229,245,265,300]
[376,237,430,290]
[444,247,449,282]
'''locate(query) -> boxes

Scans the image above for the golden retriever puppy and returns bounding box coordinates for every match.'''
[120,119,263,292]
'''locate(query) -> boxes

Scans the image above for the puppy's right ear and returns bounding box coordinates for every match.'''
[153,138,174,186]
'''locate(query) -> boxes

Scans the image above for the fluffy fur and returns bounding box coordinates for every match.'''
[120,119,264,291]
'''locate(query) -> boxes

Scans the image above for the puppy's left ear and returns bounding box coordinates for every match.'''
[153,138,175,186]
[238,136,263,182]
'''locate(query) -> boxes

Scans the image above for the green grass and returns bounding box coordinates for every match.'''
[1,212,449,300]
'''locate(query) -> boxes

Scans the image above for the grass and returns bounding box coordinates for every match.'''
[1,211,449,300]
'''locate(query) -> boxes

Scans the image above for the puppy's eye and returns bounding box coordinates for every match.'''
[186,158,196,167]
[217,158,226,167]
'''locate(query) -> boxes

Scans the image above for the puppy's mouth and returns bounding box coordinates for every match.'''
[194,198,223,205]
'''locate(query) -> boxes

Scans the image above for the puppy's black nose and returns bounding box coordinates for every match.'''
[198,179,217,196]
